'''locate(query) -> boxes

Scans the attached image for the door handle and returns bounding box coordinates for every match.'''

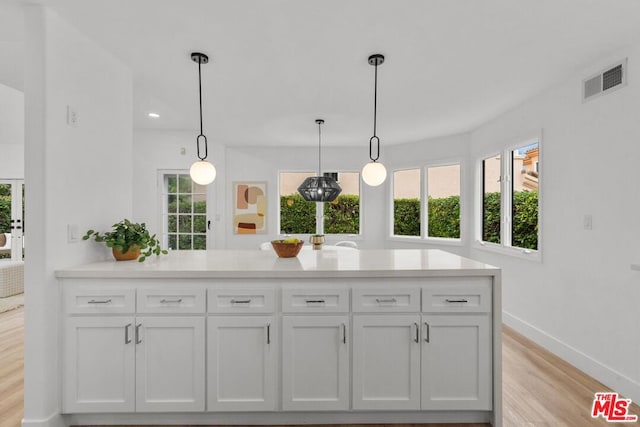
[342,323,347,344]
[424,322,430,343]
[414,322,419,343]
[207,220,211,230]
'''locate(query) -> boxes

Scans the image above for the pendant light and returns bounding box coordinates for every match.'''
[189,52,217,185]
[297,119,342,202]
[362,53,387,187]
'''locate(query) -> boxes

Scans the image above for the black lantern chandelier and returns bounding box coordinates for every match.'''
[362,53,387,187]
[189,52,217,185]
[297,119,342,202]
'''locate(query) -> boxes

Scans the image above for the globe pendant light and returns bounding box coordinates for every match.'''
[362,53,387,187]
[297,119,342,202]
[189,52,217,185]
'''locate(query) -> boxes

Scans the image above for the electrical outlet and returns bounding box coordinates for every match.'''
[583,214,593,230]
[67,105,79,127]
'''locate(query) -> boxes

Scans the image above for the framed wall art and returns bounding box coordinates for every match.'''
[233,181,267,234]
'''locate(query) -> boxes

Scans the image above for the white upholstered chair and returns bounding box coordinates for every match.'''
[334,241,358,249]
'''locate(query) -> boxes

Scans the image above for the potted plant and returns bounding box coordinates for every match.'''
[83,219,168,262]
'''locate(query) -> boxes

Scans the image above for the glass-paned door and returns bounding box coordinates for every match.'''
[0,180,24,261]
[160,172,208,250]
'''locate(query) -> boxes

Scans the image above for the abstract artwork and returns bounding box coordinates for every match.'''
[233,181,267,234]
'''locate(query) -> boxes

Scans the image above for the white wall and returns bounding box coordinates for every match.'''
[468,45,640,402]
[23,5,133,426]
[0,82,24,178]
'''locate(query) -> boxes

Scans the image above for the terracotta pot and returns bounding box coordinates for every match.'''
[112,245,141,261]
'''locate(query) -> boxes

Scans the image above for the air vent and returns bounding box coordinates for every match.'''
[583,59,627,102]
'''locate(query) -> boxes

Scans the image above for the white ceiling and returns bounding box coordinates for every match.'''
[2,0,640,147]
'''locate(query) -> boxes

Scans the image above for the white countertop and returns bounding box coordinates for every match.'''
[55,249,499,279]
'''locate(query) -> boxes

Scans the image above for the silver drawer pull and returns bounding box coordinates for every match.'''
[135,323,142,344]
[231,299,252,304]
[88,299,112,304]
[124,323,132,344]
[160,298,183,304]
[376,298,397,304]
[306,299,325,304]
[445,298,469,303]
[266,323,271,345]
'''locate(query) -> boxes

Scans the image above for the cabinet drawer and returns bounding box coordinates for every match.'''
[352,287,420,312]
[282,287,350,313]
[64,286,135,314]
[208,288,275,313]
[422,280,491,313]
[137,288,205,314]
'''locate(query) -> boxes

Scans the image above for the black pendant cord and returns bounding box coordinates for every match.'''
[369,59,380,162]
[196,57,208,161]
[318,120,322,176]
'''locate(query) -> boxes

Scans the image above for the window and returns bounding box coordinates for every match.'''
[482,154,501,244]
[427,164,460,239]
[279,171,361,235]
[323,172,360,234]
[279,172,316,234]
[393,168,421,237]
[478,138,540,255]
[161,173,207,250]
[511,142,539,250]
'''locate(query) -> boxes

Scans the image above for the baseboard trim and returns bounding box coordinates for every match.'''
[503,310,640,403]
[22,411,65,427]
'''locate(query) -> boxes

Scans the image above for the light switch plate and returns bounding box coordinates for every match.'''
[67,224,80,242]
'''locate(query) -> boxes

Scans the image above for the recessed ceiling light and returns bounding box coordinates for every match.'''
[148,112,160,118]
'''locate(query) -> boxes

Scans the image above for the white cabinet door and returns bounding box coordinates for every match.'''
[135,316,205,412]
[352,314,421,410]
[207,316,277,411]
[421,314,492,410]
[282,316,349,410]
[63,316,135,413]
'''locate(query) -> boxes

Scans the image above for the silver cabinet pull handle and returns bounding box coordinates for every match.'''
[160,298,182,304]
[306,299,325,304]
[342,323,347,344]
[414,322,419,343]
[424,322,430,343]
[231,299,251,304]
[88,299,112,304]
[135,323,142,344]
[266,323,271,345]
[445,298,469,303]
[124,323,132,344]
[376,298,397,304]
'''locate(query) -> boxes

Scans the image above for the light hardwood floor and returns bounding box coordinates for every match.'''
[1,307,638,427]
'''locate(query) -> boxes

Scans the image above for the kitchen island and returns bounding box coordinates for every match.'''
[56,249,502,426]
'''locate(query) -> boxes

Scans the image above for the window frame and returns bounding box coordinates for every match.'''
[474,134,542,261]
[277,170,363,239]
[158,169,209,251]
[388,159,464,246]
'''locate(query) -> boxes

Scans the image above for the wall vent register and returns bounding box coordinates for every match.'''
[583,58,627,101]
